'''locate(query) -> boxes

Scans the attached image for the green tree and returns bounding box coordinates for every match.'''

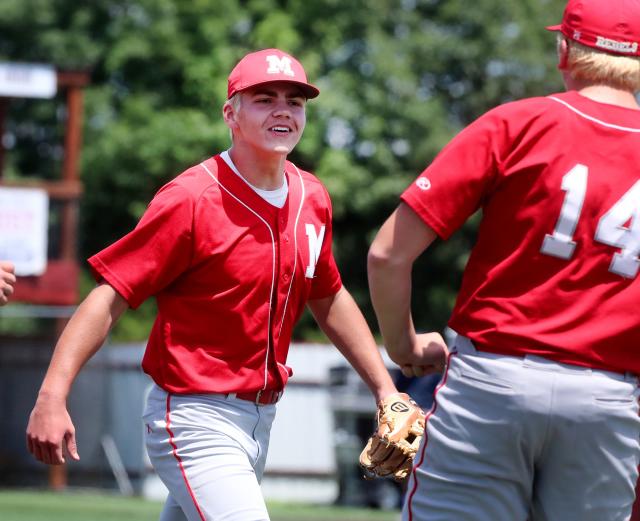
[0,0,566,340]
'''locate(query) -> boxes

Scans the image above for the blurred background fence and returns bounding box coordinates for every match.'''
[0,333,439,509]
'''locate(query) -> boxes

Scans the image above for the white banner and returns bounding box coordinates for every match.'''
[0,187,49,275]
[0,63,57,99]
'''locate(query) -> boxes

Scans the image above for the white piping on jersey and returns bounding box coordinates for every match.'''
[278,164,305,338]
[549,96,640,133]
[199,161,274,392]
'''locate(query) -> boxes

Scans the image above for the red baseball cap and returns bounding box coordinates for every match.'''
[546,0,640,56]
[227,48,320,99]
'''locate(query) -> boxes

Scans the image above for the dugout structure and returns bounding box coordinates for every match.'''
[0,63,89,490]
[0,64,88,305]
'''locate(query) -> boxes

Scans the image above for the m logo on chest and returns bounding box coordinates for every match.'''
[305,224,326,278]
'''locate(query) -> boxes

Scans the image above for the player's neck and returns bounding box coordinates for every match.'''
[227,145,287,190]
[566,79,640,110]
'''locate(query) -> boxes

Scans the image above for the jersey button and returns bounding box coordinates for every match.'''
[283,233,289,242]
[282,273,290,282]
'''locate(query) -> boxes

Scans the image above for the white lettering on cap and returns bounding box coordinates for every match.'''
[595,36,639,54]
[266,55,295,77]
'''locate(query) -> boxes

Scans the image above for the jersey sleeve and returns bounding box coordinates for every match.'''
[401,107,507,240]
[88,182,194,309]
[308,187,342,300]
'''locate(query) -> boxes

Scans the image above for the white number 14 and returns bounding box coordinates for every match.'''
[541,164,640,279]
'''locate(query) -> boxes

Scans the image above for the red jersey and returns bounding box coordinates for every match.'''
[402,91,640,374]
[89,155,342,393]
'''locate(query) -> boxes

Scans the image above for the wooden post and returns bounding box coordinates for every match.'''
[59,74,87,262]
[61,82,83,183]
[48,465,68,491]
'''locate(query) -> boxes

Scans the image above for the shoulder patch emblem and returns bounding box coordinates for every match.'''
[416,177,431,191]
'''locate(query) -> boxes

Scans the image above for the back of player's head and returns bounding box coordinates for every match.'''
[563,39,640,92]
[547,0,640,91]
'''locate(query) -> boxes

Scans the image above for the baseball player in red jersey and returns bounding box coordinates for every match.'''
[0,261,15,306]
[25,49,419,520]
[367,0,640,519]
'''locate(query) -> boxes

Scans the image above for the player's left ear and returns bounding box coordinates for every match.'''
[222,99,239,130]
[557,38,570,71]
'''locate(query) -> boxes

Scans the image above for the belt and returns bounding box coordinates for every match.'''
[455,335,637,382]
[228,389,283,405]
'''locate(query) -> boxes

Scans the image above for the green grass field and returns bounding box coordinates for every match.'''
[0,489,399,521]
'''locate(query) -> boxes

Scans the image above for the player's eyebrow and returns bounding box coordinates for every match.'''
[251,86,306,101]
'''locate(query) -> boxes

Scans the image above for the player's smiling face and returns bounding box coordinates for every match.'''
[232,82,306,155]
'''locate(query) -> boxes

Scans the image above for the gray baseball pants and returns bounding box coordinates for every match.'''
[403,335,640,521]
[143,383,276,521]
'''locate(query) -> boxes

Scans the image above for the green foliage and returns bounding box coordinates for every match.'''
[0,0,566,340]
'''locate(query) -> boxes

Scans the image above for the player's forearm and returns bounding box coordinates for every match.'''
[367,203,438,367]
[37,284,128,401]
[367,247,418,367]
[308,287,397,402]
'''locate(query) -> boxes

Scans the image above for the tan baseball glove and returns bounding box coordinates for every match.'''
[359,392,426,482]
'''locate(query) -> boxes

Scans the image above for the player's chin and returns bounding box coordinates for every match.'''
[272,144,293,154]
[270,138,300,155]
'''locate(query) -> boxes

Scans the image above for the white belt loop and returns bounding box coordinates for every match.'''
[454,335,477,355]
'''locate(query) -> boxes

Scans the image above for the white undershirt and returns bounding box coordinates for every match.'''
[221,150,289,208]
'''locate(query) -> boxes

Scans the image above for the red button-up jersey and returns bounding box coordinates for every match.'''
[402,91,640,375]
[89,155,342,393]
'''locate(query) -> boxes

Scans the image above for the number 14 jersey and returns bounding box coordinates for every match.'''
[402,90,640,374]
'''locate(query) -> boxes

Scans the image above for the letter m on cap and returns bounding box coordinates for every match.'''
[266,55,295,77]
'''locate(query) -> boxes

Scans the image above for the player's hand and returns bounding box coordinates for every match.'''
[359,392,425,481]
[26,394,80,465]
[0,261,16,306]
[400,332,449,378]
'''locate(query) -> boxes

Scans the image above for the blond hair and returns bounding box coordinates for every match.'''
[561,37,640,92]
[223,93,242,116]
[223,93,242,142]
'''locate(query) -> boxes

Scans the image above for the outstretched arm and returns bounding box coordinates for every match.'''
[26,283,128,464]
[310,284,430,482]
[368,202,448,377]
[307,286,397,402]
[0,261,16,305]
